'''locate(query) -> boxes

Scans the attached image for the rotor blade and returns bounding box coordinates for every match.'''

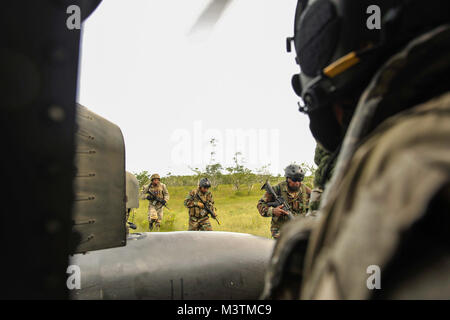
[189,0,233,34]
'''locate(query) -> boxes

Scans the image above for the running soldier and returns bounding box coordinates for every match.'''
[141,173,169,231]
[257,164,311,239]
[184,178,217,231]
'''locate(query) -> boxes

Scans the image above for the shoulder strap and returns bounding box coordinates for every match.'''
[278,182,291,203]
[276,181,285,197]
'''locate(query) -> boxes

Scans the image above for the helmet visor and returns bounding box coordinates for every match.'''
[290,175,304,182]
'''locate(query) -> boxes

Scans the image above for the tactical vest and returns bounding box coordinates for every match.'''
[276,181,309,216]
[147,184,164,207]
[190,189,213,218]
[148,184,163,195]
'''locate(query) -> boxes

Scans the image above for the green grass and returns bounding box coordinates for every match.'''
[128,184,272,238]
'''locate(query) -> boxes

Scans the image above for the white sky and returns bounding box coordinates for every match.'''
[78,0,316,176]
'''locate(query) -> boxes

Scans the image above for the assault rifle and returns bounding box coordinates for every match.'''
[146,189,170,210]
[261,180,294,220]
[196,194,220,225]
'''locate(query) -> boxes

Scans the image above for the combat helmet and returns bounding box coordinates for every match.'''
[284,164,305,182]
[287,0,450,152]
[199,178,211,188]
[150,173,160,181]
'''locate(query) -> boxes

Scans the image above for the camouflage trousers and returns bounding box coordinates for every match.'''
[270,226,281,239]
[188,216,212,231]
[270,214,304,239]
[148,205,163,231]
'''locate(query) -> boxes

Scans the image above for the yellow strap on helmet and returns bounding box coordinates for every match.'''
[323,51,360,78]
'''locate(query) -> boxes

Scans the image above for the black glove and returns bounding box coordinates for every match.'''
[146,195,152,201]
[161,200,167,205]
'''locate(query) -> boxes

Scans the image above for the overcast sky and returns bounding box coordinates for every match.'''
[78,0,316,176]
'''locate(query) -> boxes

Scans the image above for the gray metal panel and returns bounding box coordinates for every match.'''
[70,231,275,300]
[72,104,126,253]
[126,171,139,209]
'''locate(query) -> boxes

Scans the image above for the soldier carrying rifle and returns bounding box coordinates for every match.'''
[184,178,219,231]
[141,173,170,232]
[257,164,311,239]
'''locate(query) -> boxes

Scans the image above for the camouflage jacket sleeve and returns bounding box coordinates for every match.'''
[184,190,199,208]
[303,184,312,208]
[139,184,149,200]
[209,193,216,214]
[257,184,280,217]
[161,183,170,201]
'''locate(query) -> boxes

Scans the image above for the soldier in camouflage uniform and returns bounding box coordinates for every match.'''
[184,178,216,231]
[257,164,311,239]
[307,144,337,216]
[141,173,169,232]
[263,0,450,300]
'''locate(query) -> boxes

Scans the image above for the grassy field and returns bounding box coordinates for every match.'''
[129,184,272,238]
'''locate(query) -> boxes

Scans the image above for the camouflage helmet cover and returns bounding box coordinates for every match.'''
[284,164,305,182]
[199,178,211,188]
[150,173,160,181]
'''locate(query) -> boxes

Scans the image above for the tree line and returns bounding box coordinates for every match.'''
[134,139,315,193]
